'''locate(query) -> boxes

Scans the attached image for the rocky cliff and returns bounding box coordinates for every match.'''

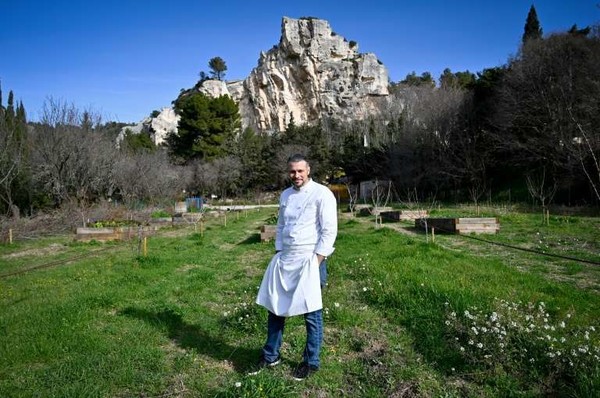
[124,16,391,141]
[203,16,390,132]
[117,107,179,146]
[244,17,389,131]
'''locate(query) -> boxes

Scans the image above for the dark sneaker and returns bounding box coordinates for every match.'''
[292,362,318,380]
[247,356,281,376]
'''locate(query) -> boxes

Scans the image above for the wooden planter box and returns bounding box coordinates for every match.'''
[75,226,157,242]
[358,206,394,216]
[260,225,277,242]
[381,210,428,221]
[415,217,500,234]
[149,217,173,224]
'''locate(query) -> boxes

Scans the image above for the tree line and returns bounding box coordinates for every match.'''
[1,6,599,217]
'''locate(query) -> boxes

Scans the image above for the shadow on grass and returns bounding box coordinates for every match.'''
[120,307,258,372]
[237,233,261,245]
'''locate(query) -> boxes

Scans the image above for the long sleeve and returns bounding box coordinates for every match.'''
[274,194,286,252]
[314,187,337,257]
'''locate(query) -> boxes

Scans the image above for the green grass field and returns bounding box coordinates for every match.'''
[1,207,599,397]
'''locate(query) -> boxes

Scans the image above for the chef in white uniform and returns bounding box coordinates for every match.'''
[254,153,338,380]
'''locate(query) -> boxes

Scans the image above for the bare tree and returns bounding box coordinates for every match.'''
[113,149,184,207]
[495,31,600,203]
[0,116,26,216]
[526,167,558,215]
[345,182,359,215]
[370,179,392,209]
[388,84,471,195]
[31,98,115,207]
[211,156,242,199]
[570,120,600,201]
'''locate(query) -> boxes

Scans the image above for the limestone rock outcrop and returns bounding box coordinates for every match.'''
[224,16,390,132]
[117,107,179,146]
[223,17,389,131]
[129,16,390,137]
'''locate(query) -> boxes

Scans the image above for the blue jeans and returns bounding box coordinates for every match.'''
[262,260,327,368]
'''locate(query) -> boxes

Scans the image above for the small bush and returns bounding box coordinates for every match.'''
[150,210,171,219]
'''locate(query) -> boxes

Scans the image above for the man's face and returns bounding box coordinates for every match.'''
[288,160,310,188]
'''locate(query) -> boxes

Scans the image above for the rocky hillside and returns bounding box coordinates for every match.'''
[124,16,391,142]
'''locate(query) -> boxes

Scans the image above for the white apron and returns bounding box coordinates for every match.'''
[256,247,322,317]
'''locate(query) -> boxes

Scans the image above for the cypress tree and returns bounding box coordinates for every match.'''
[16,101,26,123]
[522,5,543,43]
[6,90,15,118]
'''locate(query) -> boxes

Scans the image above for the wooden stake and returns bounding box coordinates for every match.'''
[9,228,13,244]
[432,227,435,243]
[143,237,148,257]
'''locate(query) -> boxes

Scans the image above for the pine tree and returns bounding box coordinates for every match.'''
[208,57,227,81]
[522,5,543,43]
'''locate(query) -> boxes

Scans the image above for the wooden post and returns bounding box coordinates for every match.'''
[431,227,435,243]
[143,237,147,257]
[546,209,550,226]
[9,228,13,244]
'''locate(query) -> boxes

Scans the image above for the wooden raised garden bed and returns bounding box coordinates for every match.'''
[358,206,394,216]
[415,217,500,234]
[75,226,158,242]
[260,225,277,242]
[381,210,429,221]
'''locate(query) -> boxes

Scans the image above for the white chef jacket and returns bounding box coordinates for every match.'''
[256,179,338,316]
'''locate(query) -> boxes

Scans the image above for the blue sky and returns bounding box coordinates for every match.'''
[1,1,598,123]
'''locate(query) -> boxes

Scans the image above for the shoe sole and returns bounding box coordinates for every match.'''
[246,358,281,376]
[292,366,317,381]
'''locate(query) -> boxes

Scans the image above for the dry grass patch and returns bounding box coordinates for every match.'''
[2,243,66,259]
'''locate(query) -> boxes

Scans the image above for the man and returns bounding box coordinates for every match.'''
[253,153,338,380]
